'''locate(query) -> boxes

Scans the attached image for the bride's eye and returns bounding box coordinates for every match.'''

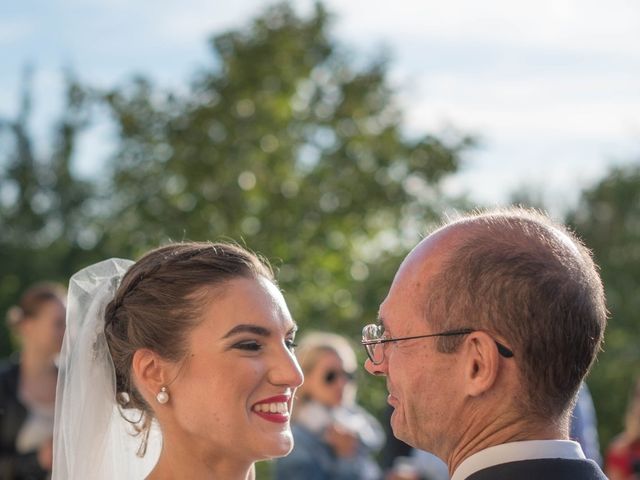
[233,340,262,352]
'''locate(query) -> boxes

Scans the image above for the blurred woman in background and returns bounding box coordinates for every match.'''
[274,331,385,480]
[0,283,66,479]
[606,377,640,480]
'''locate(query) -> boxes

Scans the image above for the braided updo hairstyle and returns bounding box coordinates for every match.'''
[103,242,274,455]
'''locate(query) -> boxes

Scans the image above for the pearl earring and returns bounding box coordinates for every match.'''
[156,386,169,404]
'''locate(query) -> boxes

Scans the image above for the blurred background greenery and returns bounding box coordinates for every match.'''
[1,2,638,476]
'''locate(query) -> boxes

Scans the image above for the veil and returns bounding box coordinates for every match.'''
[52,259,161,480]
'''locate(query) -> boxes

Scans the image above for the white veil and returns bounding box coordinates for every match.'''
[52,259,161,480]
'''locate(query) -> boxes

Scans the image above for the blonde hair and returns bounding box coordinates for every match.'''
[294,331,358,408]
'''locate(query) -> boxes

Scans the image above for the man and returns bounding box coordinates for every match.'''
[362,208,607,479]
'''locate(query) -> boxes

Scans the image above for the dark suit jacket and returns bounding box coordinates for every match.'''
[0,357,49,480]
[466,458,607,480]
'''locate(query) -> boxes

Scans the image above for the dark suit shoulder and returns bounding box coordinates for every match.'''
[467,458,607,480]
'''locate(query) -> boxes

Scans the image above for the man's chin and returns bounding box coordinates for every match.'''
[390,412,413,446]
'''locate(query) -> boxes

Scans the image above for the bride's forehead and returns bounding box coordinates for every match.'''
[208,275,285,306]
[195,277,293,330]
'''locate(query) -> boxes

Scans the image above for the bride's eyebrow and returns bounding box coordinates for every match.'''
[222,324,271,339]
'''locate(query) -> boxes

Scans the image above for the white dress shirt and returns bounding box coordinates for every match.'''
[451,440,586,480]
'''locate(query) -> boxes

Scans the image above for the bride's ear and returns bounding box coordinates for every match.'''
[131,348,168,403]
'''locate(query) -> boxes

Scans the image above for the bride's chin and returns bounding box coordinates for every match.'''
[259,435,294,459]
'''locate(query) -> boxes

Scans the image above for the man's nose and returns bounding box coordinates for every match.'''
[364,357,386,376]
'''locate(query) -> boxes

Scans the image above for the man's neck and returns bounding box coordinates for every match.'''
[446,410,567,476]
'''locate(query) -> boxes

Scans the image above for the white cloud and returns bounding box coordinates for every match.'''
[149,0,268,44]
[394,66,640,144]
[441,138,638,212]
[325,0,640,56]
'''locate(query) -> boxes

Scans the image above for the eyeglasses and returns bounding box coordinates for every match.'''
[324,369,356,385]
[361,323,514,365]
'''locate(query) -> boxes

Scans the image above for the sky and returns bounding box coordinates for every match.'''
[2,0,640,214]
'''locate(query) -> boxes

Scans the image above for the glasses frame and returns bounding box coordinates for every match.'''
[361,324,514,365]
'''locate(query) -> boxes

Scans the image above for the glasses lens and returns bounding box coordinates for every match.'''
[362,324,382,341]
[362,324,383,364]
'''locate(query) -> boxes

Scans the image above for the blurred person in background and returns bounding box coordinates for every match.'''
[0,283,66,479]
[606,377,640,480]
[570,382,602,466]
[274,331,385,480]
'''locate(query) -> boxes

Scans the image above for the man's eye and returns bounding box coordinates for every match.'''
[233,341,262,351]
[285,339,298,351]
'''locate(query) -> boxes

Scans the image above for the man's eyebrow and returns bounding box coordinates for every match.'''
[222,324,271,339]
[288,323,299,335]
[376,316,386,330]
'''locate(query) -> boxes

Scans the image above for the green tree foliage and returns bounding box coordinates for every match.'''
[2,5,471,477]
[568,164,640,448]
[99,3,471,341]
[94,12,471,466]
[0,70,100,354]
[1,2,471,439]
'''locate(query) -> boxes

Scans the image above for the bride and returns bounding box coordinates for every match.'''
[52,242,303,479]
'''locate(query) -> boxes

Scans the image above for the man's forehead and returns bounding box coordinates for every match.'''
[380,224,465,325]
[399,224,464,278]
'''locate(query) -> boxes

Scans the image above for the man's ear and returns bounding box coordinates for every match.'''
[131,349,171,402]
[462,332,501,397]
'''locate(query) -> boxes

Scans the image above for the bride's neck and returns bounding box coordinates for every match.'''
[146,439,255,480]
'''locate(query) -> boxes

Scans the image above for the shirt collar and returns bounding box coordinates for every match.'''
[451,440,586,480]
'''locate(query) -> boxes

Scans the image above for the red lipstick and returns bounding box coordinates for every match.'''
[252,395,291,424]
